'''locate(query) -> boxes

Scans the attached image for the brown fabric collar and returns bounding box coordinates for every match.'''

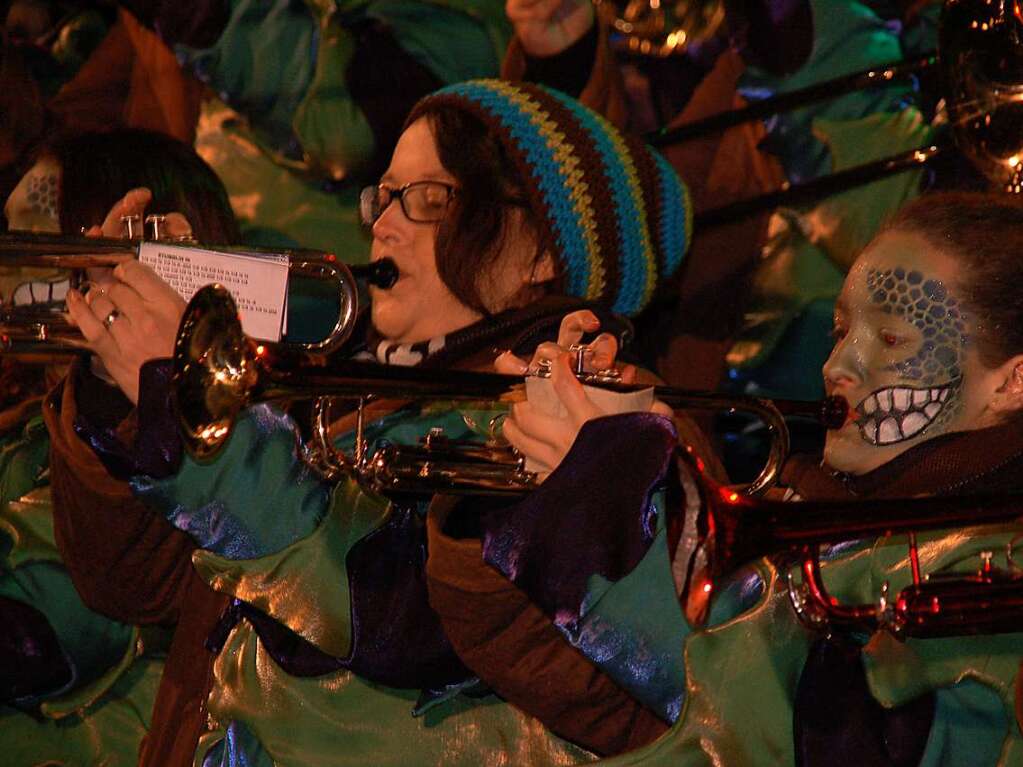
[785,417,1023,500]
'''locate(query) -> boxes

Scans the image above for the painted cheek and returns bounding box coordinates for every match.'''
[866,267,967,385]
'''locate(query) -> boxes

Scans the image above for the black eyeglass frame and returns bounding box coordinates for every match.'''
[359,181,457,226]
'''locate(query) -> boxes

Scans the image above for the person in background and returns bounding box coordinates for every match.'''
[0,128,238,766]
[454,190,1023,765]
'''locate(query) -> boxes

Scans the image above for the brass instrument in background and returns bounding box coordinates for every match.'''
[174,283,846,498]
[646,0,1023,225]
[690,456,1023,638]
[0,231,397,358]
[594,0,724,58]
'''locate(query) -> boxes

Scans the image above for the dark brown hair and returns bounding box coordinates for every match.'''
[48,129,240,243]
[884,191,1023,367]
[413,106,561,315]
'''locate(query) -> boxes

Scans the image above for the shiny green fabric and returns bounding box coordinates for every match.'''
[2,657,162,767]
[739,0,912,181]
[195,102,371,259]
[189,0,508,255]
[0,418,133,696]
[589,530,1022,766]
[195,479,591,766]
[727,107,936,377]
[202,626,590,767]
[0,410,155,766]
[573,491,690,722]
[192,477,389,657]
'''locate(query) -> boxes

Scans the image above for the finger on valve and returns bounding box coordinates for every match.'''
[99,188,153,238]
[555,309,600,348]
[549,353,602,425]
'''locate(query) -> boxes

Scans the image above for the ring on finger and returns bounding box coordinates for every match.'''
[102,309,121,329]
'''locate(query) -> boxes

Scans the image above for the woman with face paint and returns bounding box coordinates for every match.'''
[457,191,1023,764]
[41,82,706,767]
[0,129,238,765]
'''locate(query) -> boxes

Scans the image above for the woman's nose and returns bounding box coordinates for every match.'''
[371,198,405,241]
[823,337,864,390]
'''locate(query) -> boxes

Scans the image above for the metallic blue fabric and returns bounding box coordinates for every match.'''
[202,719,274,767]
[481,412,689,719]
[132,403,329,559]
[72,359,183,480]
[481,413,679,634]
[342,504,470,688]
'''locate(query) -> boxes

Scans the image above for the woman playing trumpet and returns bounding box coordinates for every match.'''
[443,191,1023,765]
[44,81,705,766]
[0,128,237,766]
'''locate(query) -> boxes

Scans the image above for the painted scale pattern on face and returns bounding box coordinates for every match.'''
[25,172,59,222]
[857,267,968,446]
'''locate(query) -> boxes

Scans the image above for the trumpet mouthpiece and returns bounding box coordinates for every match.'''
[821,395,850,430]
[356,258,398,289]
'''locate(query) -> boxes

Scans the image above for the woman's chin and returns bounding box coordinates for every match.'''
[370,300,411,341]
[823,431,908,476]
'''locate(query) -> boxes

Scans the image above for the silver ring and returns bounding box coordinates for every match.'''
[102,309,120,329]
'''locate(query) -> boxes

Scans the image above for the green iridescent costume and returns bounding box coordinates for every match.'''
[0,405,160,767]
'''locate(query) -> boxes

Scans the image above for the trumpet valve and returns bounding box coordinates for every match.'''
[145,214,168,241]
[567,343,593,375]
[120,214,143,240]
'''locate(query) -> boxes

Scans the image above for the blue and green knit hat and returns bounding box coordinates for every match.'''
[407,79,692,316]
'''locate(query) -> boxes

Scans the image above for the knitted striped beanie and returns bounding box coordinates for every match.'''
[406,79,692,317]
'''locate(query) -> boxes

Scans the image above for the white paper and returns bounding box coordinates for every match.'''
[523,376,654,473]
[138,243,289,341]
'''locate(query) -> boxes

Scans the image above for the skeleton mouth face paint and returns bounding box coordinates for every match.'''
[823,230,986,475]
[855,381,957,445]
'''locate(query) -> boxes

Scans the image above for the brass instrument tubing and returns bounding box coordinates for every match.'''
[649,54,936,147]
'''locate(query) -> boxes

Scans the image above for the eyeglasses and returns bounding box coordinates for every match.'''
[359,181,456,226]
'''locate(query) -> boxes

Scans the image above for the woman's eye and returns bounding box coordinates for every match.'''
[880,331,901,347]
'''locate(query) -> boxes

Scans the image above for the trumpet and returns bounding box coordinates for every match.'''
[0,232,397,358]
[174,283,847,497]
[688,453,1023,638]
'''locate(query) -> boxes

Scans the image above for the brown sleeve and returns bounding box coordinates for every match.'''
[653,49,787,391]
[425,500,669,757]
[43,373,202,626]
[502,21,629,129]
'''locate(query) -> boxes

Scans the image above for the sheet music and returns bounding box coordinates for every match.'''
[138,243,289,341]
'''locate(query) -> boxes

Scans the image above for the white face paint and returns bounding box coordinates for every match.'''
[823,230,1008,475]
[4,156,61,233]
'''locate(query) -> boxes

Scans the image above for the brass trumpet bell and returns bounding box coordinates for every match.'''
[941,0,1023,192]
[688,452,1023,638]
[595,0,724,57]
